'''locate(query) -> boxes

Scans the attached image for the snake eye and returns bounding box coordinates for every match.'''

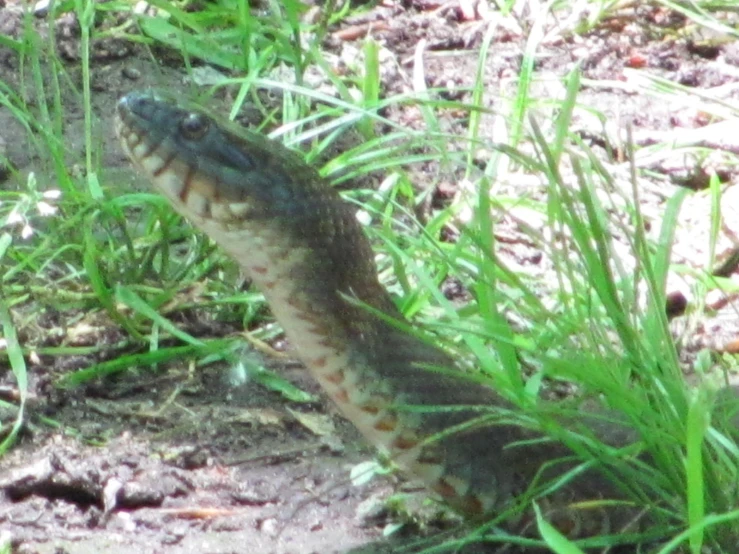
[180,113,209,140]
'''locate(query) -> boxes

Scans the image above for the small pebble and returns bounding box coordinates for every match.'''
[33,0,50,17]
[260,517,279,537]
[122,66,141,81]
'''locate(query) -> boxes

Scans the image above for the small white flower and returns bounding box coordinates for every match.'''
[21,224,33,239]
[43,189,62,200]
[356,210,371,226]
[36,201,57,216]
[6,210,23,226]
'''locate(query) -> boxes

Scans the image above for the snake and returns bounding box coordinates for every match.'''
[115,91,662,542]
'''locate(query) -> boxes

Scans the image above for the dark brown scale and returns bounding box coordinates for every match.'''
[152,149,178,179]
[182,165,196,198]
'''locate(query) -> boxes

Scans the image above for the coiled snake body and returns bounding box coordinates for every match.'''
[115,91,653,540]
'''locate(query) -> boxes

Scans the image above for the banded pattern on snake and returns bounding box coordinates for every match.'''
[115,91,662,542]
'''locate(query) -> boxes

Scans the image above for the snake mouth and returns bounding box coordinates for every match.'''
[115,91,178,166]
[115,92,171,171]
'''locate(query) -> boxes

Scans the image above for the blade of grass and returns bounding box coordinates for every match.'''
[535,503,587,554]
[0,302,27,456]
[58,340,233,387]
[686,387,708,554]
[83,212,141,339]
[115,285,203,346]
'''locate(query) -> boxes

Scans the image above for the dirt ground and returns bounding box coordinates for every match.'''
[2,2,739,553]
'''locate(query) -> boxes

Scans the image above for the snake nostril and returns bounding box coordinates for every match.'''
[118,94,141,119]
[119,92,156,119]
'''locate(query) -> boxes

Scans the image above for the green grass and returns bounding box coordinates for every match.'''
[2,0,739,551]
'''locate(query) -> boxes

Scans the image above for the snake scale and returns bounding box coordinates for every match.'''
[115,91,660,542]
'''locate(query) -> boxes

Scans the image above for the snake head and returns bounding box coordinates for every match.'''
[116,90,382,300]
[115,90,326,223]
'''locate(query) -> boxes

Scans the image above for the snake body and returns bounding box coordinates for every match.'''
[115,91,652,538]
